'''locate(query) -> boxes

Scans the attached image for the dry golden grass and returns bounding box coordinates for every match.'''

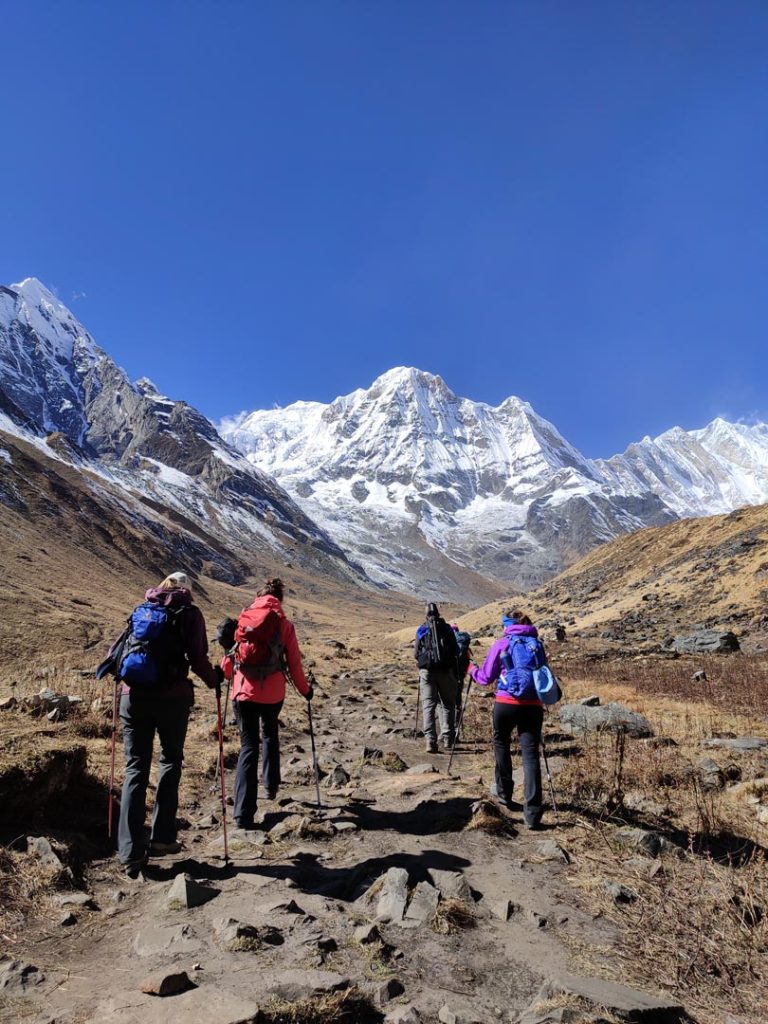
[431,897,476,934]
[463,798,515,837]
[261,988,378,1024]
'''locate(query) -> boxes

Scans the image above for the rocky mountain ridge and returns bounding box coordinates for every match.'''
[221,367,768,595]
[0,278,364,589]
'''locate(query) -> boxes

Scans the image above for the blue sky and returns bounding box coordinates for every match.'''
[1,1,766,457]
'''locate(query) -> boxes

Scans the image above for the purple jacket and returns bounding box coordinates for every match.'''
[120,587,218,700]
[469,624,544,706]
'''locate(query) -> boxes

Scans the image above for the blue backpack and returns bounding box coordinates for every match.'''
[497,636,544,701]
[118,602,187,687]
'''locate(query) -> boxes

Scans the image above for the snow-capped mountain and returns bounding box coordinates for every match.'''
[221,367,768,595]
[0,278,362,585]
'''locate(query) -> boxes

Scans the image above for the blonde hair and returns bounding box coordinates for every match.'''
[158,572,191,591]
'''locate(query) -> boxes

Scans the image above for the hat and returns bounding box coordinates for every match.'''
[160,571,191,591]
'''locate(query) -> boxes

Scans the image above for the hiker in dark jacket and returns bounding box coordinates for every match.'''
[468,610,546,829]
[117,572,221,875]
[415,603,460,753]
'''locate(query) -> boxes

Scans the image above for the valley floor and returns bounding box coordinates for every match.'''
[1,634,767,1024]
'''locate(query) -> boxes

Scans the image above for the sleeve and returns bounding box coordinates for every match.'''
[183,607,219,687]
[470,641,502,687]
[283,620,310,696]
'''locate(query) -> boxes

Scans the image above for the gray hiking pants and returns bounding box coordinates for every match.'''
[419,668,459,747]
[118,692,191,866]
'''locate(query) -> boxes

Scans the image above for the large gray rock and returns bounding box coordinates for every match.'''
[703,736,768,752]
[671,630,740,654]
[428,869,473,901]
[560,702,653,738]
[0,959,45,992]
[403,880,440,926]
[525,974,687,1023]
[167,873,219,910]
[375,867,409,923]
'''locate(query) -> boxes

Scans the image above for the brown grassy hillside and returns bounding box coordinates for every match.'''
[458,501,768,653]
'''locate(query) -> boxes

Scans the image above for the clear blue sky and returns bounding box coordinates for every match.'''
[1,1,766,457]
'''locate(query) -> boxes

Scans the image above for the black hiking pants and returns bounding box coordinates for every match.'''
[233,699,283,827]
[492,702,544,827]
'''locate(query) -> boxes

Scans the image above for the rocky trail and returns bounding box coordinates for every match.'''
[0,654,713,1024]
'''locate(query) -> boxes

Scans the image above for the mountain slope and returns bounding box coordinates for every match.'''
[221,367,768,597]
[0,278,365,586]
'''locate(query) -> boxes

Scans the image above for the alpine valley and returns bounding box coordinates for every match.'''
[2,278,768,606]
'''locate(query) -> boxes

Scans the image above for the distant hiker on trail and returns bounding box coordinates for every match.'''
[110,572,222,876]
[468,609,549,829]
[415,603,460,753]
[452,623,473,701]
[220,577,312,830]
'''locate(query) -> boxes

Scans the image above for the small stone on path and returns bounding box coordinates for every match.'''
[140,970,194,996]
[0,960,45,992]
[354,923,381,944]
[535,840,570,864]
[167,873,219,910]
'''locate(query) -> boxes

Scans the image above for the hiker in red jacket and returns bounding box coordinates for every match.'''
[220,578,312,829]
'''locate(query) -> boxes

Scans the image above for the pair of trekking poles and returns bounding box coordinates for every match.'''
[415,676,559,821]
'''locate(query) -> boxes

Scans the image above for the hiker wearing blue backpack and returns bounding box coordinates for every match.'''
[468,611,560,829]
[110,572,222,875]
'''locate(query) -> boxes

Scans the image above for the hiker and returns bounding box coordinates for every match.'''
[415,602,460,753]
[452,623,473,703]
[115,572,222,875]
[220,577,312,830]
[468,610,547,829]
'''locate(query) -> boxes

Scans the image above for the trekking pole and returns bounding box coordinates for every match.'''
[447,679,473,775]
[212,679,231,791]
[540,734,559,824]
[107,681,120,840]
[282,657,322,809]
[214,685,229,863]
[307,701,322,809]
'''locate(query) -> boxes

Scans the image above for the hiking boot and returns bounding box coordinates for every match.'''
[266,788,278,801]
[149,840,182,856]
[235,819,259,832]
[524,817,543,831]
[122,856,147,879]
[489,783,514,809]
[425,740,438,754]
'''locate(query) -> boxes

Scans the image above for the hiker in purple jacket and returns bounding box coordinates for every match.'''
[469,611,545,829]
[117,572,221,876]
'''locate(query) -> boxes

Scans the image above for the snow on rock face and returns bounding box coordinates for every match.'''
[221,369,768,595]
[0,279,359,580]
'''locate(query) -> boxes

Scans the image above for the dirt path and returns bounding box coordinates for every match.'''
[1,658,692,1024]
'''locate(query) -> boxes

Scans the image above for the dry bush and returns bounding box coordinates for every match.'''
[262,988,379,1024]
[432,897,476,934]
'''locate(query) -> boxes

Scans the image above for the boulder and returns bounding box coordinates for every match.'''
[559,702,653,738]
[428,869,473,901]
[403,880,440,926]
[140,970,194,996]
[375,867,409,923]
[535,840,570,864]
[703,736,768,752]
[167,873,219,910]
[671,630,740,654]
[354,923,381,944]
[602,880,638,904]
[323,764,351,789]
[526,974,687,1023]
[368,977,405,1006]
[697,757,725,791]
[27,836,65,873]
[0,960,45,992]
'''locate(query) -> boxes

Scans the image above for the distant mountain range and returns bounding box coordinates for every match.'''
[2,278,767,601]
[220,368,768,594]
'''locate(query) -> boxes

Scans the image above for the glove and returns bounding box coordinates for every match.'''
[304,684,314,702]
[207,665,225,697]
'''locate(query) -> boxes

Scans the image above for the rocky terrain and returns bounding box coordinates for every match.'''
[1,615,767,1024]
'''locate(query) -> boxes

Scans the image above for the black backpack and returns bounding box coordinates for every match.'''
[415,618,457,670]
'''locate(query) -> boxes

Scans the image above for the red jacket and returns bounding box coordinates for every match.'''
[221,595,310,704]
